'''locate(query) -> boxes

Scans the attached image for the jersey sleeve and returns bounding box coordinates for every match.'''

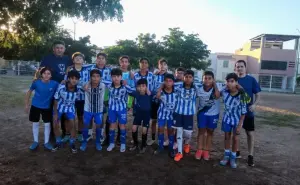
[217,82,226,91]
[29,81,37,91]
[128,90,138,97]
[252,77,261,94]
[54,87,61,100]
[102,80,112,88]
[125,85,135,94]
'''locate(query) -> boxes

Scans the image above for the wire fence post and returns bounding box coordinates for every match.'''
[269,75,272,92]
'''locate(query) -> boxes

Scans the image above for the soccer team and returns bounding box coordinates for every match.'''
[25,41,261,169]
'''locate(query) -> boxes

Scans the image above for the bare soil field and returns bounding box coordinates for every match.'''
[0,76,299,185]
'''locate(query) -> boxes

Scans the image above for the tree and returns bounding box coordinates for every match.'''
[162,28,210,70]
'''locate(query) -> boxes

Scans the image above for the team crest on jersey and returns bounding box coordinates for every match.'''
[58,64,65,75]
[166,103,175,110]
[119,89,126,95]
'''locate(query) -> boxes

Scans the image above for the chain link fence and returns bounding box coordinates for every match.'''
[0,58,40,76]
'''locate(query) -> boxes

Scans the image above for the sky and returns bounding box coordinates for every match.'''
[59,0,300,53]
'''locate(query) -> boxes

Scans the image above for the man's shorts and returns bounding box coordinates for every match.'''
[151,102,159,119]
[173,113,194,131]
[221,122,237,133]
[84,111,103,125]
[133,110,151,128]
[243,116,255,131]
[108,109,127,124]
[197,112,219,129]
[29,105,52,123]
[158,119,173,129]
[75,101,84,117]
[58,112,76,121]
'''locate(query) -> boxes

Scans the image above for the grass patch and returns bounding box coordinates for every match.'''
[256,111,300,128]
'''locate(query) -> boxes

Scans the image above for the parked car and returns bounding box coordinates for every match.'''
[0,68,7,74]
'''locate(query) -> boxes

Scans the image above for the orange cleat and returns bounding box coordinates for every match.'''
[184,144,190,154]
[202,150,210,160]
[195,150,203,160]
[174,153,183,162]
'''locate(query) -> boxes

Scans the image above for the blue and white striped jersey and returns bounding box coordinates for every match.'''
[54,84,78,113]
[221,90,247,126]
[133,71,155,91]
[154,73,165,90]
[122,71,135,87]
[174,82,201,115]
[198,83,226,116]
[158,89,178,120]
[84,82,106,113]
[102,80,135,111]
[86,64,112,82]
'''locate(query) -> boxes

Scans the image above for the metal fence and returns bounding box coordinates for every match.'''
[0,59,39,76]
[250,73,296,93]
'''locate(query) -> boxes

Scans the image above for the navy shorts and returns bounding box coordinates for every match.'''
[133,110,151,128]
[29,105,52,123]
[197,112,219,129]
[173,113,194,131]
[243,116,255,131]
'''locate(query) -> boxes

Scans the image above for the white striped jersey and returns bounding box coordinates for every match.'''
[103,80,135,111]
[197,83,226,116]
[221,90,247,126]
[54,84,78,113]
[64,65,90,101]
[174,82,201,115]
[86,64,112,82]
[84,82,106,113]
[133,71,155,91]
[158,89,178,120]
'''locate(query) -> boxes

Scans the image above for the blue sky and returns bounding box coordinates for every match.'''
[59,0,300,53]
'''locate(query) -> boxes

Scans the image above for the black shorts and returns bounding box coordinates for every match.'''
[242,116,255,131]
[133,110,151,128]
[29,105,52,123]
[75,101,84,117]
[151,102,159,119]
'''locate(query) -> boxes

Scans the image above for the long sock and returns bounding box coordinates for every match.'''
[69,138,75,146]
[44,122,50,144]
[56,136,62,143]
[88,129,93,136]
[82,126,89,142]
[117,125,121,142]
[183,130,192,145]
[231,151,237,158]
[158,133,164,150]
[96,128,102,144]
[109,130,115,144]
[177,128,183,154]
[120,129,126,144]
[32,122,39,142]
[168,135,174,151]
[142,133,147,147]
[225,149,231,156]
[132,131,138,145]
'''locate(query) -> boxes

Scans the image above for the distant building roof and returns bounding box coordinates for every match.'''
[250,34,300,42]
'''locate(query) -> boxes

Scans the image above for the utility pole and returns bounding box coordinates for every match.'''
[293,29,300,93]
[71,18,77,40]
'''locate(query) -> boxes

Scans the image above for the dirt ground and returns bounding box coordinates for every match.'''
[0,77,300,185]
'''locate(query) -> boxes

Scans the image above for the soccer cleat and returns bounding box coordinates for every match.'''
[195,150,203,160]
[230,154,237,168]
[163,139,169,147]
[184,144,191,154]
[44,143,53,151]
[220,155,230,166]
[96,143,102,151]
[77,134,83,142]
[120,144,126,153]
[139,146,146,154]
[80,142,87,151]
[52,142,62,152]
[169,150,176,158]
[174,153,183,162]
[173,142,178,150]
[62,135,70,143]
[129,145,138,151]
[147,139,155,146]
[29,142,39,151]
[70,144,77,153]
[202,150,210,161]
[154,148,164,155]
[236,151,242,159]
[107,144,115,152]
[247,155,255,167]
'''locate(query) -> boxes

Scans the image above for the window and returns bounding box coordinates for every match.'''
[261,60,287,70]
[223,60,229,68]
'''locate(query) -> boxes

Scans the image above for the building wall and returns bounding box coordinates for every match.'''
[215,54,235,81]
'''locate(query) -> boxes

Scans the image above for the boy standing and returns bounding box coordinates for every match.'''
[52,70,80,153]
[80,69,105,151]
[220,73,247,168]
[25,67,59,150]
[195,71,223,160]
[129,79,153,153]
[175,67,185,82]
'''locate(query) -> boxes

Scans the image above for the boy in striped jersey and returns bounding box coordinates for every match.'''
[220,73,247,168]
[53,70,80,153]
[104,68,135,152]
[80,69,105,151]
[154,74,177,158]
[63,52,89,143]
[195,71,223,160]
[133,58,155,92]
[172,69,200,162]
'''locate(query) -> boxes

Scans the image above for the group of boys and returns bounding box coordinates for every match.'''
[26,43,261,168]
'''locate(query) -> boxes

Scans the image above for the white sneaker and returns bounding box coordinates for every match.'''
[163,139,169,147]
[107,144,115,152]
[147,139,155,146]
[120,144,126,152]
[173,142,178,150]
